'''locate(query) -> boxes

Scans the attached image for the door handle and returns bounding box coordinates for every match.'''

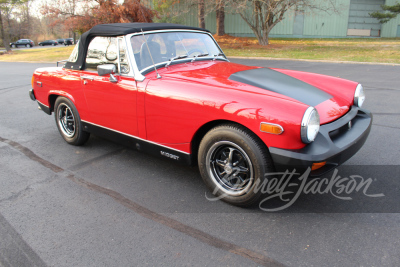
[81,76,94,81]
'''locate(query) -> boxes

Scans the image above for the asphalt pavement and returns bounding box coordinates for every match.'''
[0,59,399,266]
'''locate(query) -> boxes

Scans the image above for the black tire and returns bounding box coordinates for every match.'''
[54,97,90,146]
[198,124,274,207]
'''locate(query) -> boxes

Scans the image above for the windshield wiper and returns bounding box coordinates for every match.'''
[191,53,209,62]
[213,53,225,61]
[165,55,188,67]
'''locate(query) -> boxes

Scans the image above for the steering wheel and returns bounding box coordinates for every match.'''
[187,49,204,57]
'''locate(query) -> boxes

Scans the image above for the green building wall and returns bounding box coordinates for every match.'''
[381,0,400,37]
[303,0,351,37]
[175,0,399,38]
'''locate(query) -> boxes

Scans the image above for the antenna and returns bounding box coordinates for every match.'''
[141,29,161,79]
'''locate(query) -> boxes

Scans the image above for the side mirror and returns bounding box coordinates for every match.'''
[97,64,118,83]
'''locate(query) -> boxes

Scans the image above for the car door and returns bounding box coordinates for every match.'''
[80,36,138,136]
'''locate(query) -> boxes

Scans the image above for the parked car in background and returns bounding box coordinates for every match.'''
[57,39,65,44]
[10,39,34,48]
[64,38,74,46]
[30,23,372,207]
[39,40,58,46]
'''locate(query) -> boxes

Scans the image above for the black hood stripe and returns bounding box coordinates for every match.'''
[229,68,332,106]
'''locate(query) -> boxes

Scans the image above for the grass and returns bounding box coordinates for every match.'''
[0,46,74,63]
[215,35,400,64]
[1,37,400,64]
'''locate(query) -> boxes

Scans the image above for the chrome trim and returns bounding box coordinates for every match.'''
[57,59,68,67]
[354,84,365,108]
[260,122,284,135]
[301,106,320,143]
[125,34,145,81]
[117,37,121,74]
[121,36,135,78]
[109,74,118,83]
[81,120,190,155]
[80,76,94,81]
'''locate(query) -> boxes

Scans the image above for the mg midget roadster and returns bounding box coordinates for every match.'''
[30,23,372,206]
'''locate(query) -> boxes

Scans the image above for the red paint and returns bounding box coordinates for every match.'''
[32,60,358,154]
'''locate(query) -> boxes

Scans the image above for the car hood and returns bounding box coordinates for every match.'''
[158,61,357,124]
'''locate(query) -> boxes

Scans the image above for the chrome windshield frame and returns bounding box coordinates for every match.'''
[124,29,228,82]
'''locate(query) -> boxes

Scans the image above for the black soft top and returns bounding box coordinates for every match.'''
[65,23,209,70]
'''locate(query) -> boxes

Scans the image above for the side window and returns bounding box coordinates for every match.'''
[119,38,130,74]
[85,37,118,72]
[85,37,129,74]
[68,41,79,62]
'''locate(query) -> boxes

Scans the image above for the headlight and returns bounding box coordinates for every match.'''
[301,107,320,143]
[354,84,365,108]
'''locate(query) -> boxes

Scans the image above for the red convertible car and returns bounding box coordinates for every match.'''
[30,23,372,206]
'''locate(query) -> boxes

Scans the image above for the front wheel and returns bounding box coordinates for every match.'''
[12,44,16,48]
[198,124,274,207]
[54,97,90,146]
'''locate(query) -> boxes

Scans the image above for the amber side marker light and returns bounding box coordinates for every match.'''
[260,122,284,135]
[31,76,34,88]
[311,161,326,171]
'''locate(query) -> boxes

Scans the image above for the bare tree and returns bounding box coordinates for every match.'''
[198,0,205,28]
[42,0,154,34]
[230,0,338,45]
[0,0,27,52]
[0,8,10,51]
[216,0,225,35]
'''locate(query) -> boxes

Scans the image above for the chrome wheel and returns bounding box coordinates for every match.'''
[206,141,254,196]
[57,103,75,138]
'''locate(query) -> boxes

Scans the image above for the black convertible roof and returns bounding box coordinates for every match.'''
[87,23,209,36]
[65,23,209,70]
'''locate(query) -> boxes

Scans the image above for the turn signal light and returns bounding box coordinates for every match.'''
[260,123,284,135]
[31,75,34,88]
[311,161,326,171]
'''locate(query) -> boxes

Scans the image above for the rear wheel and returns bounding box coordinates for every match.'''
[54,97,89,146]
[26,44,31,48]
[198,124,274,207]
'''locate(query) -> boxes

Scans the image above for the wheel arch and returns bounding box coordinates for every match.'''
[48,94,59,113]
[48,93,75,113]
[190,119,270,166]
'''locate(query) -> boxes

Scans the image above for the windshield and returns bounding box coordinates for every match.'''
[130,31,224,71]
